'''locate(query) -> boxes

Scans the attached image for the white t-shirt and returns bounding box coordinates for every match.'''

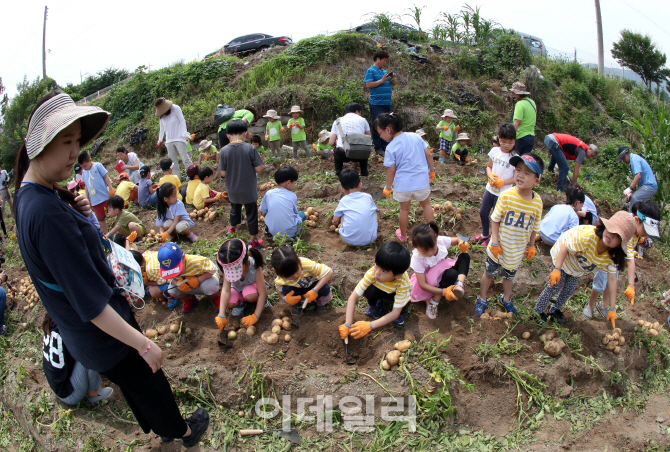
[330,113,370,149]
[486,147,518,196]
[410,236,453,274]
[582,195,598,224]
[384,132,430,192]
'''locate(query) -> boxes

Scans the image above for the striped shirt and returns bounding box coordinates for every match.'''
[354,267,411,309]
[551,225,616,276]
[626,233,639,260]
[180,255,218,278]
[274,257,331,292]
[143,251,167,285]
[486,187,543,270]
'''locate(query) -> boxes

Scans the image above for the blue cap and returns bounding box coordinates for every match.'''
[509,154,543,178]
[158,242,184,279]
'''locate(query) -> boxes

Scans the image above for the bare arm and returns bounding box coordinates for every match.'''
[104,175,113,192]
[311,269,333,293]
[365,72,390,89]
[253,270,267,319]
[254,165,263,174]
[345,291,360,325]
[626,258,636,287]
[490,221,501,247]
[514,119,521,131]
[329,133,337,148]
[332,216,341,226]
[528,230,537,247]
[572,163,581,184]
[630,173,641,190]
[607,272,618,310]
[552,242,569,270]
[385,165,396,189]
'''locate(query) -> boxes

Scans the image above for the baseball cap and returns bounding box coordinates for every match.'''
[617,146,631,163]
[139,165,151,178]
[217,239,247,282]
[509,154,543,178]
[118,172,129,181]
[158,242,185,279]
[636,211,660,239]
[186,164,199,180]
[74,163,82,174]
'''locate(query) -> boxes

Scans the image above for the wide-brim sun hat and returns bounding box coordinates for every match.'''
[441,109,456,118]
[457,132,470,141]
[290,105,303,114]
[600,211,636,251]
[198,139,213,151]
[263,109,281,120]
[415,129,427,137]
[317,129,330,142]
[67,180,77,190]
[617,146,631,163]
[155,98,173,117]
[510,82,530,95]
[25,93,110,160]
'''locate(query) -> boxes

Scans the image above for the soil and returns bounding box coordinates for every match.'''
[3,151,670,451]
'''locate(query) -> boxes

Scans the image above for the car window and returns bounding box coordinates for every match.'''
[530,40,541,49]
[245,34,265,42]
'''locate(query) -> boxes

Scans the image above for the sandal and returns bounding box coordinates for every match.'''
[471,234,490,243]
[395,228,408,243]
[426,302,438,319]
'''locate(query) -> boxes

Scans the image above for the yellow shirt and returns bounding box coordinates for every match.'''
[193,182,211,210]
[143,251,167,285]
[487,186,543,271]
[274,257,331,292]
[354,267,411,308]
[626,233,639,260]
[551,225,616,277]
[116,180,136,203]
[185,179,200,205]
[159,174,183,201]
[180,254,218,278]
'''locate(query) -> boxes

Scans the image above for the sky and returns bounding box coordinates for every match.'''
[1,0,669,99]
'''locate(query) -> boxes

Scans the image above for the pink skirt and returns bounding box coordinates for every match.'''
[410,258,457,302]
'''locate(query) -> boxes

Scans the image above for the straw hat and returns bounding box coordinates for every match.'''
[263,109,281,120]
[198,139,213,151]
[601,211,636,251]
[25,93,110,160]
[415,129,427,137]
[154,98,173,117]
[510,82,530,95]
[441,109,457,118]
[290,105,303,114]
[317,130,330,142]
[456,132,470,141]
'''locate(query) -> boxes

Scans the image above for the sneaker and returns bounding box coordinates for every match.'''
[550,309,567,325]
[181,407,210,448]
[249,239,264,249]
[531,312,549,325]
[0,325,5,335]
[439,158,446,164]
[166,298,179,309]
[481,237,490,246]
[264,298,272,308]
[498,295,517,314]
[226,227,236,235]
[582,303,593,320]
[364,300,383,319]
[452,281,465,299]
[395,228,408,243]
[187,232,198,243]
[475,297,488,316]
[231,302,246,317]
[595,302,608,320]
[426,302,438,319]
[160,437,174,443]
[182,297,199,314]
[87,387,113,404]
[471,234,490,244]
[393,312,405,325]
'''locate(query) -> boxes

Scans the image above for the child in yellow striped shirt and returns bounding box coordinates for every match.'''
[475,153,544,317]
[533,211,634,325]
[339,242,412,340]
[271,245,333,312]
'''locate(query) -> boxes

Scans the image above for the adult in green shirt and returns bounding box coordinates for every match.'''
[218,109,254,147]
[510,82,536,155]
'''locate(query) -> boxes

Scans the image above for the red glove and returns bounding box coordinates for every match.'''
[241,314,258,327]
[156,141,163,148]
[305,290,318,303]
[338,324,351,340]
[525,245,535,261]
[284,291,301,305]
[215,315,227,331]
[488,243,502,258]
[350,321,372,339]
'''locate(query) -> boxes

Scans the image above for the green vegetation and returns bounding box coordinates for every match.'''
[64,67,131,101]
[611,30,670,89]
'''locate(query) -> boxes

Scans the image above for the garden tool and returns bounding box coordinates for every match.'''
[292,297,309,328]
[240,428,301,445]
[456,233,471,243]
[344,337,356,365]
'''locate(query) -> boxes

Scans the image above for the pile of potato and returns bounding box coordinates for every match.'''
[145,322,182,341]
[258,181,277,191]
[329,224,341,233]
[381,331,415,371]
[18,278,39,311]
[638,319,661,337]
[261,310,292,344]
[190,207,218,222]
[433,201,462,221]
[602,327,626,354]
[305,207,319,228]
[480,308,513,320]
[143,230,160,245]
[540,330,566,357]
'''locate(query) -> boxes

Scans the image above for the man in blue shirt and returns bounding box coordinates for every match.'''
[364,50,397,156]
[617,146,658,212]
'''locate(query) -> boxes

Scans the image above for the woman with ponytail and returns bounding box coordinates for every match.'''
[14,91,208,446]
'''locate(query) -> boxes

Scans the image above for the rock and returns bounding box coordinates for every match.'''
[657,416,666,423]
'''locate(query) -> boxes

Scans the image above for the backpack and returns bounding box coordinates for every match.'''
[213,104,235,126]
[105,239,146,309]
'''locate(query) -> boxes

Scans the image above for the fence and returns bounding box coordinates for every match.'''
[75,76,134,105]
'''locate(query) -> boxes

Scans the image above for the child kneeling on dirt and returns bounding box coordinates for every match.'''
[193,166,224,210]
[539,183,584,246]
[159,242,220,313]
[339,242,412,340]
[142,249,180,308]
[106,195,145,240]
[156,183,197,242]
[532,211,633,325]
[314,130,332,159]
[214,239,268,331]
[197,140,219,166]
[115,173,137,207]
[410,222,470,319]
[260,165,306,241]
[451,132,470,165]
[332,168,378,247]
[475,153,544,317]
[271,245,333,313]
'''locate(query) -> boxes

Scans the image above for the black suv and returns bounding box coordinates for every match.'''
[223,33,292,55]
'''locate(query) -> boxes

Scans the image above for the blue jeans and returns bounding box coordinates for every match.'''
[0,286,5,327]
[515,134,535,155]
[369,103,391,152]
[141,192,158,208]
[629,185,657,213]
[545,134,570,192]
[180,186,187,200]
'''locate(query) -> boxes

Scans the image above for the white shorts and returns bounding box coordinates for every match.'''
[393,188,431,203]
[163,219,190,233]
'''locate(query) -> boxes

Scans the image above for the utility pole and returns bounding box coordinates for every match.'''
[42,6,48,79]
[595,0,604,75]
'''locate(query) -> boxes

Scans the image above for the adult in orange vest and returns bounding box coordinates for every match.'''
[545,133,598,192]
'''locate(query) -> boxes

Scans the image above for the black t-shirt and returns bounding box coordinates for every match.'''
[15,183,133,372]
[42,324,76,399]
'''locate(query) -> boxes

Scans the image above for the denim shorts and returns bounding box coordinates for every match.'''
[484,256,517,280]
[592,269,619,293]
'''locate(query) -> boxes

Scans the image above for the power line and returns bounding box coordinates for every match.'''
[613,0,670,41]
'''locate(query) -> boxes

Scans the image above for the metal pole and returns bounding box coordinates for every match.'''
[42,6,48,79]
[595,0,604,75]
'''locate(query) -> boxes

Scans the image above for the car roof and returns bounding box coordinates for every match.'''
[227,33,271,43]
[515,31,544,42]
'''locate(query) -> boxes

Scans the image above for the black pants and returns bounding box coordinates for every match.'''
[437,253,470,288]
[101,323,187,438]
[363,285,408,316]
[579,212,594,225]
[454,147,469,161]
[369,103,391,152]
[230,201,258,235]
[334,148,368,177]
[218,128,230,148]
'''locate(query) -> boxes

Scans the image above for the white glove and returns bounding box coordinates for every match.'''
[183,132,191,140]
[623,187,633,200]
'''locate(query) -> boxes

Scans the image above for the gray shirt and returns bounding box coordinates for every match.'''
[231,256,258,293]
[219,142,263,204]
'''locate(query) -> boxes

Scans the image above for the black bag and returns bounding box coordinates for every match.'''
[213,104,235,126]
[335,118,373,160]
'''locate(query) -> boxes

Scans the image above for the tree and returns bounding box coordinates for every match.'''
[611,30,670,89]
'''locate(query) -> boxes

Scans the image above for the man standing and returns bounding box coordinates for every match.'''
[511,82,536,155]
[544,133,598,191]
[365,50,396,156]
[329,103,372,177]
[617,146,657,212]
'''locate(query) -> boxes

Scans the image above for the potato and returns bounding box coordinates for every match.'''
[330,225,337,232]
[618,337,626,346]
[23,305,30,311]
[539,334,546,343]
[231,320,240,330]
[507,312,513,319]
[456,207,463,214]
[390,365,399,371]
[228,331,237,340]
[644,321,652,329]
[272,319,283,328]
[613,327,622,335]
[306,220,317,227]
[444,201,453,209]
[456,214,462,221]
[404,331,416,343]
[185,328,192,334]
[439,207,447,215]
[306,207,315,215]
[21,323,27,328]
[145,329,158,338]
[282,316,291,323]
[545,330,557,342]
[265,332,279,344]
[150,229,156,235]
[170,324,180,333]
[203,217,209,223]
[611,332,620,341]
[272,325,282,335]
[650,329,659,336]
[157,326,167,335]
[282,320,291,331]
[386,350,402,366]
[544,340,562,357]
[491,310,507,319]
[29,303,35,309]
[237,328,245,335]
[522,332,531,340]
[606,341,616,351]
[163,333,175,342]
[614,346,621,354]
[638,319,645,327]
[308,215,318,222]
[279,309,291,319]
[381,360,391,371]
[261,331,271,342]
[246,325,256,336]
[284,334,291,342]
[394,340,411,352]
[602,336,611,345]
[653,322,661,331]
[554,338,566,350]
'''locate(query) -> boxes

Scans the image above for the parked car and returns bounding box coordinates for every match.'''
[515,32,547,57]
[222,33,292,55]
[354,22,426,40]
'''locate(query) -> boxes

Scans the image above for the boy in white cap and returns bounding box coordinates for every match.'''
[264,109,283,160]
[288,105,310,159]
[314,130,333,159]
[197,140,219,166]
[435,109,459,163]
[451,132,471,165]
